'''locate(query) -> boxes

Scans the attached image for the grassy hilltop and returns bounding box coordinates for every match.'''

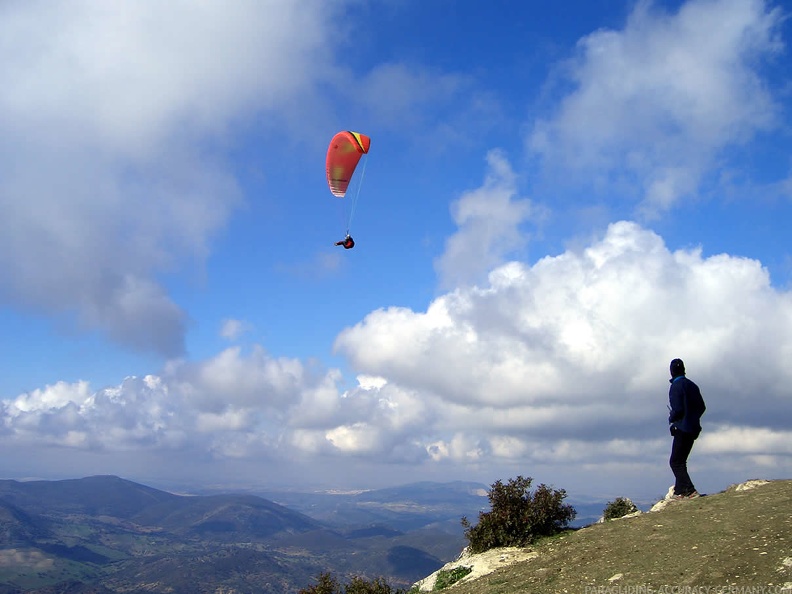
[414,479,792,594]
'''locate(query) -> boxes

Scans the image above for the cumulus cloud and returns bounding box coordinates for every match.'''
[435,150,534,289]
[336,221,792,471]
[0,0,341,355]
[529,0,783,214]
[0,351,429,468]
[3,221,792,493]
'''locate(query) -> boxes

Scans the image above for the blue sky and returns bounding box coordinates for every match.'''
[1,0,792,502]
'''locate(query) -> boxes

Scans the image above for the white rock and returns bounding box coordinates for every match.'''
[412,546,538,592]
[734,479,770,492]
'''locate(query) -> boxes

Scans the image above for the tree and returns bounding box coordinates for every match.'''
[461,475,576,553]
[299,572,342,594]
[299,572,406,594]
[603,497,639,520]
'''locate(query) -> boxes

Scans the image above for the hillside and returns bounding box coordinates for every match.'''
[413,479,792,593]
[0,475,477,593]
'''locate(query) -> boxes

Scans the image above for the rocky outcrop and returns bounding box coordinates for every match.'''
[412,546,538,592]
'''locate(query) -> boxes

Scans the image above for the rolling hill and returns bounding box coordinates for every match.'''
[0,475,478,593]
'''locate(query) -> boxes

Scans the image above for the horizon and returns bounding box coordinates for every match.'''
[1,0,791,504]
[0,472,661,524]
[4,470,781,511]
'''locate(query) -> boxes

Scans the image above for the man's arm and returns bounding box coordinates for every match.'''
[668,384,684,423]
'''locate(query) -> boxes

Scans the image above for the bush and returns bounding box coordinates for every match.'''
[300,573,342,594]
[346,576,404,594]
[603,497,638,520]
[433,566,472,590]
[461,476,576,554]
[299,572,406,594]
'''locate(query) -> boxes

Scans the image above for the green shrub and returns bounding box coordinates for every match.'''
[300,573,342,594]
[346,576,404,594]
[433,566,472,590]
[300,572,406,594]
[603,497,638,520]
[461,476,576,554]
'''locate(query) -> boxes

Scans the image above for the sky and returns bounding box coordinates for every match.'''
[1,0,792,504]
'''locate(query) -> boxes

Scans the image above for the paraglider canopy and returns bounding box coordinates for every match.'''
[326,131,371,198]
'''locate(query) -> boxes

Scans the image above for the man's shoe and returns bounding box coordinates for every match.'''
[672,491,699,500]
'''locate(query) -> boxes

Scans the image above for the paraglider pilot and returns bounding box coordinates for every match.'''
[335,235,355,249]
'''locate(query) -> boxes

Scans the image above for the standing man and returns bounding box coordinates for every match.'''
[668,358,706,499]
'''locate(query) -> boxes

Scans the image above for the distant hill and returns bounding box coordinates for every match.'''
[0,475,323,543]
[257,480,490,534]
[0,475,480,593]
[0,475,178,518]
[411,479,792,593]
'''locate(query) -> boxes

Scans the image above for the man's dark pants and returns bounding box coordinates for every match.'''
[670,431,697,495]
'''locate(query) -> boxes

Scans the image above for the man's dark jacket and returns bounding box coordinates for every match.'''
[668,375,706,439]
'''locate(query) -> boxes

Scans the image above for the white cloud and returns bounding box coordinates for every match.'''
[529,0,783,214]
[7,380,93,414]
[0,0,342,355]
[195,409,252,433]
[177,346,308,411]
[700,425,792,455]
[435,150,534,289]
[326,423,381,453]
[3,221,792,494]
[219,319,250,341]
[336,220,792,447]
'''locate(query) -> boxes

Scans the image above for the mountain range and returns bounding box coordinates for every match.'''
[0,475,490,593]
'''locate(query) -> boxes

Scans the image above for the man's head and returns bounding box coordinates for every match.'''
[670,358,686,378]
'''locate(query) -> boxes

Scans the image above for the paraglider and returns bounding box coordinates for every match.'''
[334,235,355,249]
[326,131,370,249]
